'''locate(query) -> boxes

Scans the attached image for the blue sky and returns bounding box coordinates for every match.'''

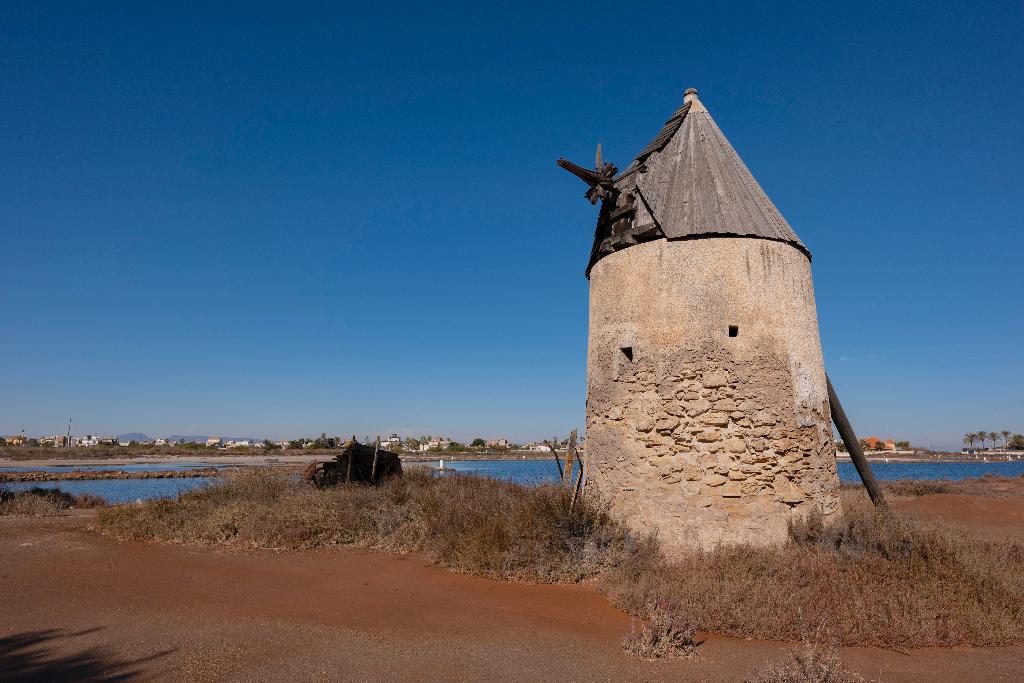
[1,1,1021,448]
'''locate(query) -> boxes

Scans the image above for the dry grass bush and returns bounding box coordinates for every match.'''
[97,470,1024,648]
[69,492,108,508]
[601,493,1024,647]
[841,473,1024,498]
[745,622,864,683]
[0,486,105,516]
[896,473,1024,497]
[622,592,698,660]
[879,479,952,496]
[98,468,630,581]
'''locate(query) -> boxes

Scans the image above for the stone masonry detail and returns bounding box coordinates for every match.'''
[586,342,841,552]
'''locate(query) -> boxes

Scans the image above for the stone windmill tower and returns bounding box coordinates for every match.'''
[558,88,842,553]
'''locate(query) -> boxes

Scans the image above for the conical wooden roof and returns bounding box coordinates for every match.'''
[617,89,808,256]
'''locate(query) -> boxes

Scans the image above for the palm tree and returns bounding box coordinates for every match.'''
[987,431,998,450]
[1001,430,1011,449]
[963,432,975,450]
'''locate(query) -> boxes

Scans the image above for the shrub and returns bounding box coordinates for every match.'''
[622,592,698,659]
[1,486,110,516]
[98,468,630,582]
[1,487,73,516]
[841,473,1024,498]
[787,503,949,562]
[881,479,952,496]
[600,495,1024,647]
[746,622,863,682]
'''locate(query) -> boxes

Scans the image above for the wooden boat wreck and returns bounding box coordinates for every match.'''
[302,438,402,486]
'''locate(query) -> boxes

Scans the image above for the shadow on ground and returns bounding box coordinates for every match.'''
[0,628,171,682]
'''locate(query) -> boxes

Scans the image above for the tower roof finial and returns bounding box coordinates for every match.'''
[684,87,699,103]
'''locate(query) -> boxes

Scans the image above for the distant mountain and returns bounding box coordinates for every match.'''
[117,433,153,442]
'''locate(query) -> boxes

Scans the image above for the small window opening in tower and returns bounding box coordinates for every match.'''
[728,325,739,338]
[619,346,634,362]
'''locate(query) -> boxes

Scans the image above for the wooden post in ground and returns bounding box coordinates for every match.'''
[569,454,586,511]
[544,439,564,480]
[562,429,578,489]
[346,436,356,483]
[370,438,381,483]
[826,374,887,508]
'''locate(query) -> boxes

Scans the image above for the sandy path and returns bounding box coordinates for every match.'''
[1,513,1021,682]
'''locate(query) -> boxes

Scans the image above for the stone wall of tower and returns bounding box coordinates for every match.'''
[585,236,841,554]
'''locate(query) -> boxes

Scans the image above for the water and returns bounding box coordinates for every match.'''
[4,459,1022,503]
[416,459,1024,485]
[2,463,217,473]
[1,461,224,502]
[837,460,1024,481]
[5,477,217,504]
[431,459,562,484]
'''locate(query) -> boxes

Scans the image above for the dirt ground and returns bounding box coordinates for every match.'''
[1,497,1022,682]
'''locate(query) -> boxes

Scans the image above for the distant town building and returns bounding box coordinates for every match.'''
[486,438,509,448]
[419,436,452,451]
[863,437,897,451]
[206,437,222,447]
[78,435,118,447]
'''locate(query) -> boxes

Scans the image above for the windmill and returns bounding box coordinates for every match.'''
[554,87,885,556]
